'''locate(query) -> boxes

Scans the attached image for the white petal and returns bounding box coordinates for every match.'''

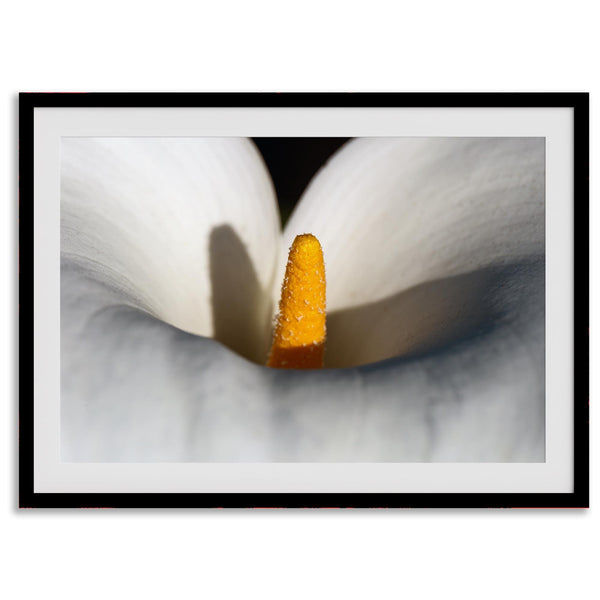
[61,137,280,361]
[280,137,544,367]
[62,260,543,462]
[282,137,544,309]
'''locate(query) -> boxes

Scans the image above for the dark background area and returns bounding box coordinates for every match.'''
[252,138,349,226]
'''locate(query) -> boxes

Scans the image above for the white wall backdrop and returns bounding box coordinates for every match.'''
[2,2,597,599]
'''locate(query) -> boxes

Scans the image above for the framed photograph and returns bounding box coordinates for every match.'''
[19,92,588,509]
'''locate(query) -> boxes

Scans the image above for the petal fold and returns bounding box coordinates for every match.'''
[282,137,544,308]
[282,137,544,366]
[61,137,280,361]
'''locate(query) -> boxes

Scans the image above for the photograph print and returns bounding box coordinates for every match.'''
[60,135,545,463]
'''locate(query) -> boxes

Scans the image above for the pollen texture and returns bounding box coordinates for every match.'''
[267,234,326,369]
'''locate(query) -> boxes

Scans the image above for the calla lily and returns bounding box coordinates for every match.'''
[61,136,545,462]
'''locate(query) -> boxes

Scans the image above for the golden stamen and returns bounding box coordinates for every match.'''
[267,234,326,369]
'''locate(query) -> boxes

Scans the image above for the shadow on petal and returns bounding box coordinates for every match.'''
[265,342,326,370]
[325,260,544,368]
[209,225,272,364]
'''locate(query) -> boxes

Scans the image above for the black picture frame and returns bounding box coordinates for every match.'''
[19,92,589,509]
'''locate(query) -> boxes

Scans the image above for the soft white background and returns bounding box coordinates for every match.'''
[1,1,596,598]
